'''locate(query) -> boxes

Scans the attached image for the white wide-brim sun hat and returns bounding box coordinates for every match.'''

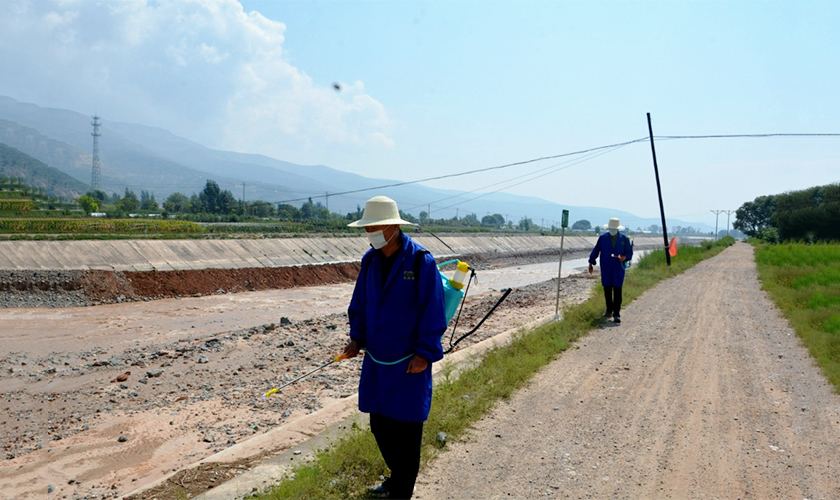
[606,217,625,231]
[347,196,415,227]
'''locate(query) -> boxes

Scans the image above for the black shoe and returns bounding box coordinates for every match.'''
[603,310,612,318]
[613,314,621,324]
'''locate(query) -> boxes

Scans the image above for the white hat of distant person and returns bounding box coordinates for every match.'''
[347,196,415,227]
[606,218,624,232]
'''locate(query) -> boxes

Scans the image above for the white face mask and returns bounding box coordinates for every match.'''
[367,229,391,249]
[608,229,618,236]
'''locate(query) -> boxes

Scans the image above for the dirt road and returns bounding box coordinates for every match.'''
[416,243,840,500]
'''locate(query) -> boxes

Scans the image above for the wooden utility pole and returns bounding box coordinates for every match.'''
[647,113,670,265]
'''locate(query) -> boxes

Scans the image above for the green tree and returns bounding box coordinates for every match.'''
[116,188,140,213]
[140,190,159,211]
[76,195,99,214]
[278,203,302,220]
[755,226,780,243]
[86,190,107,205]
[572,219,591,230]
[773,184,840,241]
[163,192,190,213]
[734,195,777,237]
[198,180,237,214]
[518,217,533,231]
[399,210,418,223]
[300,198,329,219]
[481,214,504,227]
[462,213,479,225]
[249,201,275,218]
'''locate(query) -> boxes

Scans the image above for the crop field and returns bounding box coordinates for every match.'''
[0,218,203,234]
[755,242,840,391]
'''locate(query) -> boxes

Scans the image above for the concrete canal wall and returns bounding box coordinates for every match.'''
[0,235,667,271]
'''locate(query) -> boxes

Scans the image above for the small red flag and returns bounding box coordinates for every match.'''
[668,237,678,257]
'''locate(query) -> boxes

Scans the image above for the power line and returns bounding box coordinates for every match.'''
[104,131,840,209]
[402,145,618,213]
[658,133,840,140]
[403,131,840,217]
[434,143,628,215]
[276,137,651,204]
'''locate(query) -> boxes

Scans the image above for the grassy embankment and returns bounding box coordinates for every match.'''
[754,242,840,391]
[252,236,736,499]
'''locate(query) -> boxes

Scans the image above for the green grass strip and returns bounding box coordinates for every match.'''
[254,237,736,499]
[754,241,840,391]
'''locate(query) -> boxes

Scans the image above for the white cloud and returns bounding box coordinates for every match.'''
[199,43,228,64]
[0,0,393,161]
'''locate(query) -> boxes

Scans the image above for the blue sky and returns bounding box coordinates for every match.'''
[1,0,838,227]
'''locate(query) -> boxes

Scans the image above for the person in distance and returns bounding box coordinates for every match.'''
[588,217,633,324]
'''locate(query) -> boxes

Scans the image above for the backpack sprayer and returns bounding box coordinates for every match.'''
[261,258,511,400]
[436,259,512,354]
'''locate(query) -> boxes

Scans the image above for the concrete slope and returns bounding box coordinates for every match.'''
[0,235,667,271]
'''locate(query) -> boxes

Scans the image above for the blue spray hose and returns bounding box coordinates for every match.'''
[262,260,511,399]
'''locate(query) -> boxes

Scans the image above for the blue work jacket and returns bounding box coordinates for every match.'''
[589,232,634,287]
[348,232,446,422]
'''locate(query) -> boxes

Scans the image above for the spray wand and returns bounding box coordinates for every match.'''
[262,353,350,401]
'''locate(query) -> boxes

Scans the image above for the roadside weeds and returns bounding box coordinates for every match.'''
[754,241,840,392]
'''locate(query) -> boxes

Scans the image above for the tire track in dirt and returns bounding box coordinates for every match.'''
[416,243,840,500]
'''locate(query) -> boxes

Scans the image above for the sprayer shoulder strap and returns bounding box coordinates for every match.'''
[414,249,430,283]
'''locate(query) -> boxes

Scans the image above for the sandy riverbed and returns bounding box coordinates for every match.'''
[1,251,599,500]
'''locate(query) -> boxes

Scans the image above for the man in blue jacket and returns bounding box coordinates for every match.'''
[343,196,447,499]
[588,218,633,324]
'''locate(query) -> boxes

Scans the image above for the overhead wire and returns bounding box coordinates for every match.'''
[657,133,840,140]
[435,143,628,214]
[102,132,839,211]
[401,146,616,213]
[415,144,625,216]
[276,137,651,205]
[400,132,840,217]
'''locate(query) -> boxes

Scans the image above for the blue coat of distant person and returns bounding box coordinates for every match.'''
[348,233,447,422]
[589,231,634,287]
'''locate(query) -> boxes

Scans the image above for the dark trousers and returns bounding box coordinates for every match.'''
[604,286,623,316]
[369,413,424,499]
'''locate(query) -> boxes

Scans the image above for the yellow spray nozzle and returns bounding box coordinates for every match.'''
[262,354,347,401]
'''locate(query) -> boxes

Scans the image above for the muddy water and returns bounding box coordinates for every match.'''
[468,252,649,294]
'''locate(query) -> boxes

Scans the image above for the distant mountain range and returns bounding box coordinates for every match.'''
[0,96,713,232]
[0,142,89,198]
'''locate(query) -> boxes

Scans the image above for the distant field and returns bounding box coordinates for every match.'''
[755,242,840,391]
[0,218,203,234]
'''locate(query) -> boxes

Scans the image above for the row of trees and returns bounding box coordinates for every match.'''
[734,183,840,242]
[77,180,342,221]
[72,178,733,236]
[77,189,160,215]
